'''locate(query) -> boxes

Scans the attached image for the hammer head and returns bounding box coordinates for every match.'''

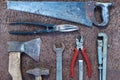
[26,68,49,77]
[7,38,41,62]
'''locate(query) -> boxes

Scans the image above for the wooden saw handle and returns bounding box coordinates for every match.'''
[35,76,42,80]
[8,52,22,80]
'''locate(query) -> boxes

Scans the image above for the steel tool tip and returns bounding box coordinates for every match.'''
[80,36,83,42]
[56,24,79,32]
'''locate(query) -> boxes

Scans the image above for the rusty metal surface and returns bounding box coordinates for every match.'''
[0,0,120,80]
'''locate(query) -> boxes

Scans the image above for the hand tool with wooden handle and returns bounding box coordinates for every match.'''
[7,38,41,80]
[26,68,49,80]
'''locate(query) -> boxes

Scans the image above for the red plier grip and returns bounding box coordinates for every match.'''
[81,48,92,78]
[70,48,79,78]
[70,48,92,78]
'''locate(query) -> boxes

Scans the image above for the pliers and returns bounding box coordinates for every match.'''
[70,35,92,78]
[9,22,79,35]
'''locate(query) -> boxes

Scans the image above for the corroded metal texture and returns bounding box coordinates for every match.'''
[7,1,113,27]
[8,38,41,62]
[0,0,120,80]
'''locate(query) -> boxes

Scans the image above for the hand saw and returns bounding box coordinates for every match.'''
[7,1,113,28]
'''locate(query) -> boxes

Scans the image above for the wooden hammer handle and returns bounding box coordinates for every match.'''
[9,52,22,80]
[35,76,42,80]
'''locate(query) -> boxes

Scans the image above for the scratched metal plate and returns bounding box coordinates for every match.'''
[0,0,120,80]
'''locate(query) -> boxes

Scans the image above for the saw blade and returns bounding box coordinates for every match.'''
[7,1,113,27]
[7,1,93,27]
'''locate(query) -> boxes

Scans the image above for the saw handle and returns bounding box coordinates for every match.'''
[93,2,113,27]
[81,48,92,78]
[70,48,79,78]
[9,52,22,80]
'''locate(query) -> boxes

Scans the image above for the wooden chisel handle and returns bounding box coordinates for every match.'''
[35,76,42,80]
[9,52,22,80]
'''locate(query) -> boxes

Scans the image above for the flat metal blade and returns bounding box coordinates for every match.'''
[8,38,41,62]
[7,1,93,27]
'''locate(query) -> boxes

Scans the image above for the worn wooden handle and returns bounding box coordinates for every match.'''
[35,76,42,80]
[8,52,22,80]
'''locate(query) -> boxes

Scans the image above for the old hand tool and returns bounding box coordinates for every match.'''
[70,35,92,78]
[26,68,49,80]
[7,38,41,80]
[9,22,79,35]
[97,33,108,80]
[7,1,113,27]
[53,43,65,80]
[79,60,83,80]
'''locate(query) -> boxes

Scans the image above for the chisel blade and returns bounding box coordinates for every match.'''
[7,1,113,28]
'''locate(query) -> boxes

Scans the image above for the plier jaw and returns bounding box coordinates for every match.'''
[75,35,83,50]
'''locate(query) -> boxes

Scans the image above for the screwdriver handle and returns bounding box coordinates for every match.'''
[70,48,79,78]
[81,48,92,78]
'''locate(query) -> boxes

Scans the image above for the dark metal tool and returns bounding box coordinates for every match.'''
[9,22,79,35]
[97,33,108,80]
[7,1,113,28]
[26,68,49,80]
[8,38,41,80]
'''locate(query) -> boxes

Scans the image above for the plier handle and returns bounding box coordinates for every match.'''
[9,22,57,35]
[70,35,92,78]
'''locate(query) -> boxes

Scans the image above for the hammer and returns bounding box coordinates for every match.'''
[7,38,41,80]
[26,68,49,80]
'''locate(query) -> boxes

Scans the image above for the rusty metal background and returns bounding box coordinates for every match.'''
[0,0,120,80]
